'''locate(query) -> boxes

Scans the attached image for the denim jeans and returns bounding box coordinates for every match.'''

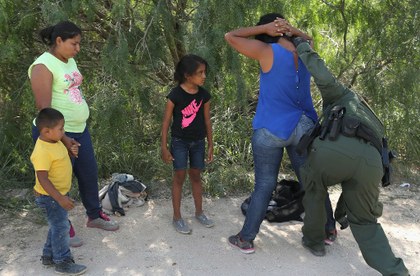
[35,195,71,262]
[240,115,313,241]
[32,125,101,219]
[170,137,205,170]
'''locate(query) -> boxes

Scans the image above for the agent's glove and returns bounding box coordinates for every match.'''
[292,36,310,48]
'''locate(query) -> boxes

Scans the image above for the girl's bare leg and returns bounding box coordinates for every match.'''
[172,170,186,220]
[189,168,203,216]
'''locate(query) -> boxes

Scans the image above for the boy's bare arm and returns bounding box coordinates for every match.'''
[36,171,74,210]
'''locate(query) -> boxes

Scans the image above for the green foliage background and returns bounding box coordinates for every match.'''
[0,0,419,197]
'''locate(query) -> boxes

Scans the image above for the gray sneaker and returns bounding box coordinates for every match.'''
[87,218,119,231]
[86,211,119,231]
[196,213,214,228]
[70,235,83,247]
[55,258,87,275]
[173,218,191,234]
[228,234,255,254]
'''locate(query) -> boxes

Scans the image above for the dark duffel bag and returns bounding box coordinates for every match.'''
[241,179,304,223]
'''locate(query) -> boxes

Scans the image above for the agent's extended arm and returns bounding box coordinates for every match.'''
[293,39,349,107]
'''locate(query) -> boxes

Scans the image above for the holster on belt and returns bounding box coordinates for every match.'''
[319,105,345,140]
[296,105,345,156]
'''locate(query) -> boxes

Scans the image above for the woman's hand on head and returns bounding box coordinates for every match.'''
[265,20,289,37]
[275,18,314,42]
[275,18,301,37]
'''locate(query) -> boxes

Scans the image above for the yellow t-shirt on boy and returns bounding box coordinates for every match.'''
[31,138,72,195]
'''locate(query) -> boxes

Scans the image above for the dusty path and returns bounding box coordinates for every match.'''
[0,185,419,276]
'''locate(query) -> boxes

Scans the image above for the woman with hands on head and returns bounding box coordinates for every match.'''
[224,13,336,253]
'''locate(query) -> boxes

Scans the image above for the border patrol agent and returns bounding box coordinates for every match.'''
[293,37,409,276]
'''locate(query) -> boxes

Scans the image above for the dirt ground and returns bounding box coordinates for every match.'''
[0,183,419,276]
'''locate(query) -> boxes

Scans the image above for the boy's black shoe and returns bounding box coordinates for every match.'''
[55,258,87,275]
[41,255,54,266]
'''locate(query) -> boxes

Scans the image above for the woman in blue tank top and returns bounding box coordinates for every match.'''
[224,13,337,253]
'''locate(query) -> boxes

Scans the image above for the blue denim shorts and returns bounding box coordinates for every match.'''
[170,137,205,171]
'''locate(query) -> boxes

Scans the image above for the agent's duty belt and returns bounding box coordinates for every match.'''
[296,105,393,187]
[338,116,382,153]
[297,106,382,154]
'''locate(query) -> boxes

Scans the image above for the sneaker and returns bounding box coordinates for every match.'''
[173,218,191,234]
[302,237,326,257]
[228,234,255,254]
[324,229,337,245]
[55,258,87,275]
[41,255,54,266]
[195,213,214,228]
[69,221,83,247]
[86,211,119,231]
[70,235,83,248]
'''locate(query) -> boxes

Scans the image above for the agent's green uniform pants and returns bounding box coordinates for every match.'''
[300,135,408,275]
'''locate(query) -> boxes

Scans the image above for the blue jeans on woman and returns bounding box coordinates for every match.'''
[35,195,71,262]
[239,115,335,241]
[32,126,102,219]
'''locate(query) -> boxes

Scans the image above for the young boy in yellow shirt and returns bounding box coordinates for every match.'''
[31,107,87,275]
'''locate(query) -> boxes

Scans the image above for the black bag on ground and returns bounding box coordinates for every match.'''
[241,179,305,223]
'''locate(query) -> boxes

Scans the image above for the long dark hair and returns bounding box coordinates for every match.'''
[174,54,208,84]
[255,13,285,43]
[39,21,81,46]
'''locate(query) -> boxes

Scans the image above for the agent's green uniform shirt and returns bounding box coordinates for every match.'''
[297,42,408,276]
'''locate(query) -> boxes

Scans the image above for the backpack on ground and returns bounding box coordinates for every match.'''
[241,179,305,223]
[99,173,148,216]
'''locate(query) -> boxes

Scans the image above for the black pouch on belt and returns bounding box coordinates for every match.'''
[341,117,360,137]
[328,105,345,140]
